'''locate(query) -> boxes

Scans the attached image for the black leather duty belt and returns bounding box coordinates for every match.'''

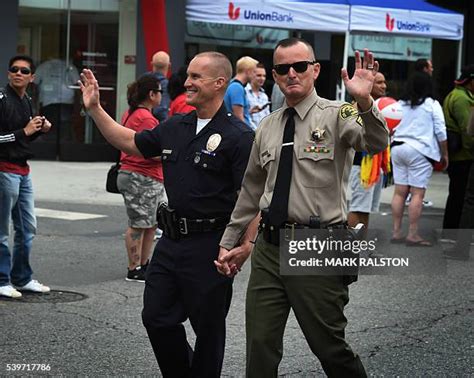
[177,217,229,235]
[260,221,348,246]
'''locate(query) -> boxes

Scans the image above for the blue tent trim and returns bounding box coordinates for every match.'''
[295,0,458,15]
[348,0,458,14]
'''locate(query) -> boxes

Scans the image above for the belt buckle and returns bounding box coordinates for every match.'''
[284,223,295,242]
[179,218,188,235]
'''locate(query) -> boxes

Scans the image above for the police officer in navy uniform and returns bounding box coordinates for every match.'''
[79,52,254,377]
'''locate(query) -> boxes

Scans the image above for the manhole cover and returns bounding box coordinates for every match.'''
[0,290,87,303]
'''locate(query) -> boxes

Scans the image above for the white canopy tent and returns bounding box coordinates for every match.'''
[340,0,464,100]
[186,0,465,99]
[186,0,351,33]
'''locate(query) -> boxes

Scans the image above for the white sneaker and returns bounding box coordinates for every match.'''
[16,280,50,293]
[423,199,433,207]
[405,194,412,206]
[0,284,22,298]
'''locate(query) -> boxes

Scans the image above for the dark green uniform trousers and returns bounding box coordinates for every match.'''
[246,237,367,377]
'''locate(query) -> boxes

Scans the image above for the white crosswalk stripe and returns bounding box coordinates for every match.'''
[35,208,107,221]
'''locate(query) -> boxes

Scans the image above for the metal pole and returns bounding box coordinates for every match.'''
[456,38,463,79]
[66,0,71,68]
[340,30,350,102]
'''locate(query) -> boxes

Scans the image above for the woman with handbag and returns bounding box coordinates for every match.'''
[390,72,448,246]
[117,74,166,282]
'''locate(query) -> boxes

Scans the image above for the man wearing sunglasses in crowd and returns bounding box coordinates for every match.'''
[216,38,388,376]
[0,55,52,298]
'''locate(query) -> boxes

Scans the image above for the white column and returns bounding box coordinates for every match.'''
[116,0,138,121]
[456,38,463,79]
[340,30,350,102]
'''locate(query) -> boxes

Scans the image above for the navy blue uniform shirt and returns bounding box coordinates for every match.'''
[135,105,254,219]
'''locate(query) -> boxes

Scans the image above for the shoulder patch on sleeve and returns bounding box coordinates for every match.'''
[339,103,359,120]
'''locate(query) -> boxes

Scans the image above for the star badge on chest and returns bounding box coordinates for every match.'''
[311,128,326,142]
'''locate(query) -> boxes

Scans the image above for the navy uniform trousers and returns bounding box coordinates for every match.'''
[142,230,232,377]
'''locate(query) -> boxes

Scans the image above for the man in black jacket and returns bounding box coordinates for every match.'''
[0,55,52,298]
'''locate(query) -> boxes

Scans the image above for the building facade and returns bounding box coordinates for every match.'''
[0,0,470,161]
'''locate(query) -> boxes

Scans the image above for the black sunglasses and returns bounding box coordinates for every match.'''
[9,66,32,75]
[273,61,316,75]
[153,89,163,94]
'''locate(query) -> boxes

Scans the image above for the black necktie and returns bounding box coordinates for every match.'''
[268,107,296,226]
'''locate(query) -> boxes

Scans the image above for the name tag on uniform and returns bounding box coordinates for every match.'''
[162,149,173,154]
[201,149,216,157]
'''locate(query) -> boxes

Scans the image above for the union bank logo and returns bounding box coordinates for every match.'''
[228,2,240,20]
[227,2,293,23]
[385,12,431,33]
[386,13,395,32]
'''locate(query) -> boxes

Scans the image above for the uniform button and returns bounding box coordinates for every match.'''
[163,156,167,160]
[227,113,232,117]
[203,163,208,168]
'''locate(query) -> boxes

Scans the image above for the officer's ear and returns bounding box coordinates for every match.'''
[214,77,226,91]
[30,73,35,84]
[313,62,321,81]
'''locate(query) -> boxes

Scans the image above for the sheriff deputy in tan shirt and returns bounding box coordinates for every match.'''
[215,38,388,377]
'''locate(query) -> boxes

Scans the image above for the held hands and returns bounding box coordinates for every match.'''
[24,116,51,136]
[214,242,254,278]
[78,69,100,111]
[341,48,379,111]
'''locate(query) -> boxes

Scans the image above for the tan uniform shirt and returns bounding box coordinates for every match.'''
[220,89,388,249]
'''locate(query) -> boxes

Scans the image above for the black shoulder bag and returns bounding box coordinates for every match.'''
[105,113,132,193]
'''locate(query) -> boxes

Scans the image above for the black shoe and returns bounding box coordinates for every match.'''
[125,266,146,282]
[443,248,469,261]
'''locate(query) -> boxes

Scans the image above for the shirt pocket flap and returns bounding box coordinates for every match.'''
[193,152,225,172]
[297,144,334,162]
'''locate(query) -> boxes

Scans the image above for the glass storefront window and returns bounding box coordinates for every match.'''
[18,0,119,161]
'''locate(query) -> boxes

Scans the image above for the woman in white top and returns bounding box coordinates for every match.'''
[391,72,448,246]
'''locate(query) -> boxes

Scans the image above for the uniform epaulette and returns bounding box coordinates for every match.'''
[225,112,253,134]
[316,97,344,110]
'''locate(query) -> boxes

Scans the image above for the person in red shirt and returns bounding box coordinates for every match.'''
[168,66,195,116]
[117,74,166,282]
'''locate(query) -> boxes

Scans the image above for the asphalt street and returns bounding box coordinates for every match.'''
[0,161,472,377]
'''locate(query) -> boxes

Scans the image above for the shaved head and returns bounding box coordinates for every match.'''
[151,51,170,73]
[194,52,232,84]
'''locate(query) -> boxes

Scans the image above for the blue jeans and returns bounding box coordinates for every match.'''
[0,172,36,286]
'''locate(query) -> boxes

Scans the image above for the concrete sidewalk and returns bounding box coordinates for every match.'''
[30,160,123,206]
